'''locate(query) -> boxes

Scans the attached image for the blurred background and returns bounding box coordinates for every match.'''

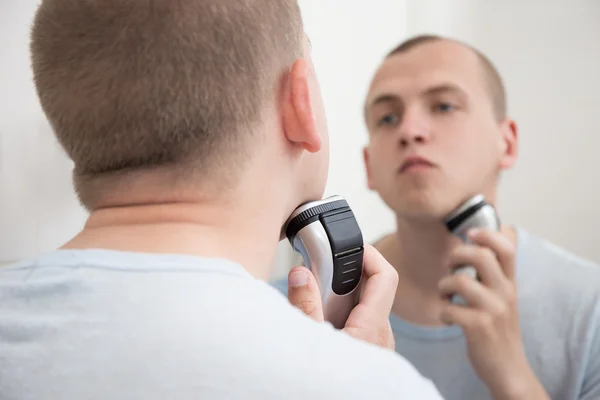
[1,1,599,279]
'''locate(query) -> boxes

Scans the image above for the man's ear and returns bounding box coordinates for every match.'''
[363,146,375,190]
[498,118,518,170]
[282,59,321,153]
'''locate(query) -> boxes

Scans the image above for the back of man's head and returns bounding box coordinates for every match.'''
[30,0,304,210]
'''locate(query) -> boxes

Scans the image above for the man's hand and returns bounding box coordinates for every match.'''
[438,228,549,400]
[286,244,396,350]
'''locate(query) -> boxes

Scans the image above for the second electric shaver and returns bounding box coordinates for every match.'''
[284,195,364,329]
[444,194,500,305]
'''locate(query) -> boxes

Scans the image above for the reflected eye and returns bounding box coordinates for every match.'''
[377,114,399,127]
[433,102,455,113]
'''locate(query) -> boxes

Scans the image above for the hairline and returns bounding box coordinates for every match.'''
[363,35,506,124]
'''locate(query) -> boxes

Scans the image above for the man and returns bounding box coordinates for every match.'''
[275,35,600,399]
[0,2,444,399]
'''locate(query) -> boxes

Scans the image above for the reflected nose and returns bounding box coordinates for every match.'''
[399,132,427,147]
[398,110,429,148]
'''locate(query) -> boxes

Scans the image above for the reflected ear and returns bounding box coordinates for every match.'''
[499,118,518,170]
[281,59,321,153]
[363,146,375,190]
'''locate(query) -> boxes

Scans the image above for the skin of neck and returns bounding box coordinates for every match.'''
[380,216,458,326]
[379,191,517,327]
[61,156,297,282]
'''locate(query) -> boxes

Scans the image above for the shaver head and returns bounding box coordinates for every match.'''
[444,194,500,241]
[283,195,364,328]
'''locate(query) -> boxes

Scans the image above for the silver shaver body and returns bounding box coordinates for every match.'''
[444,194,500,305]
[283,196,364,329]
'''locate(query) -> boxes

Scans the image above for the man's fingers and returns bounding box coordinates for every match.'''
[439,274,505,313]
[287,266,324,323]
[449,243,506,291]
[440,303,481,327]
[440,304,498,339]
[468,229,516,281]
[350,245,398,321]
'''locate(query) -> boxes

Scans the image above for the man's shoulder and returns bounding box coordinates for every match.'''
[261,311,442,398]
[516,227,600,281]
[514,228,600,396]
[515,226,600,311]
[1,256,442,399]
[205,281,442,398]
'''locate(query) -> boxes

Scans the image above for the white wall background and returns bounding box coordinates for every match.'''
[2,1,600,275]
[0,0,89,266]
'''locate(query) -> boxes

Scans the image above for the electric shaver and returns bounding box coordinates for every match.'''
[284,195,364,329]
[444,194,500,305]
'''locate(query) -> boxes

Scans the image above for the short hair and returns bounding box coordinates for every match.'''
[386,34,507,121]
[30,0,304,209]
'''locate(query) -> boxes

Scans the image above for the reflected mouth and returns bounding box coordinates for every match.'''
[399,156,435,173]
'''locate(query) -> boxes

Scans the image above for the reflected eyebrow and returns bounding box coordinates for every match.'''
[364,93,401,114]
[363,83,467,120]
[423,83,467,98]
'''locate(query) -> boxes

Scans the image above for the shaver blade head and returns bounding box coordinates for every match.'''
[444,194,500,241]
[284,195,348,242]
[444,194,485,225]
[283,195,364,329]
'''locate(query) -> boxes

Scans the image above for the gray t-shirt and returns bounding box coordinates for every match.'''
[0,249,442,399]
[273,227,600,399]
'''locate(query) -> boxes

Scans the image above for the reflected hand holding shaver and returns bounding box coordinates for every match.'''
[443,194,500,305]
[283,195,364,329]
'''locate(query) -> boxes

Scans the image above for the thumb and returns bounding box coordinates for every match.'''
[287,266,324,323]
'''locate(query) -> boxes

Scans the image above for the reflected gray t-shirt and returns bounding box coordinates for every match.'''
[273,227,600,399]
[0,249,442,400]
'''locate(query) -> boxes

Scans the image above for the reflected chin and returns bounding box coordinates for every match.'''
[384,188,459,221]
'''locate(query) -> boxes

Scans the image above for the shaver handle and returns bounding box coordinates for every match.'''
[451,236,480,305]
[317,274,362,330]
[291,223,363,329]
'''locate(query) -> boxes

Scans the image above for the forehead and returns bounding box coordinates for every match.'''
[366,40,487,106]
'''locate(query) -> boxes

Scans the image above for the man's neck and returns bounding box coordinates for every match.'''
[377,215,516,327]
[61,196,287,281]
[376,217,456,326]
